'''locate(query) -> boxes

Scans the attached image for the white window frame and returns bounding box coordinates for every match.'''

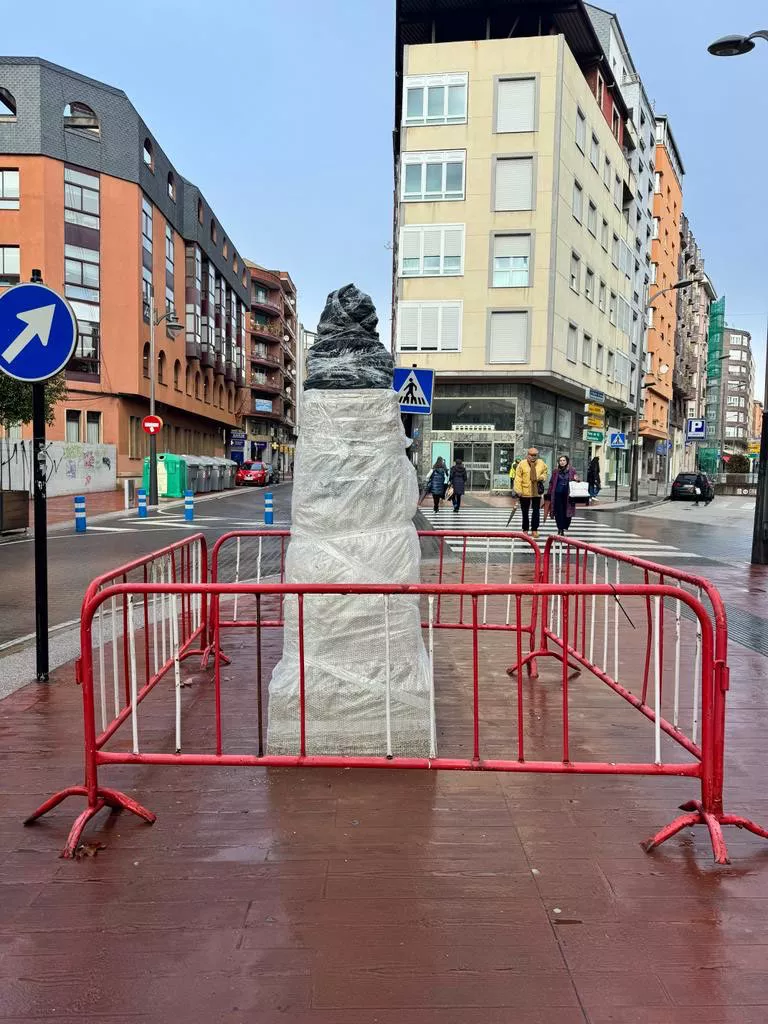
[401,151,466,202]
[569,252,581,293]
[397,300,463,353]
[492,233,531,288]
[585,267,595,302]
[488,309,529,364]
[566,322,578,363]
[598,280,606,313]
[603,156,611,189]
[596,343,604,373]
[587,200,597,236]
[572,179,583,222]
[403,73,468,126]
[496,77,536,133]
[590,134,599,169]
[576,108,586,152]
[0,168,19,210]
[399,224,465,277]
[582,332,592,367]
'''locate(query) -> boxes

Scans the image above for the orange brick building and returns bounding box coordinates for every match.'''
[642,115,683,477]
[0,59,249,480]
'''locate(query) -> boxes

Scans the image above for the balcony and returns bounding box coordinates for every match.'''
[236,367,246,388]
[250,374,283,394]
[224,360,237,384]
[251,320,281,340]
[251,296,282,317]
[214,352,225,376]
[186,338,202,360]
[251,346,282,369]
[200,345,215,370]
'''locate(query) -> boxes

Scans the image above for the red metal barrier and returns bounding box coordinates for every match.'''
[23,535,208,847]
[524,536,768,863]
[24,572,768,863]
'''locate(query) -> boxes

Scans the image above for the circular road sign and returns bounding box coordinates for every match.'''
[142,415,164,435]
[0,282,78,383]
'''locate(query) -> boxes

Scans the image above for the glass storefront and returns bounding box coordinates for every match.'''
[432,397,516,431]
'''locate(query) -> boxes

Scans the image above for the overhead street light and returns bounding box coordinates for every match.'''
[707,28,768,564]
[629,280,693,502]
[148,288,184,509]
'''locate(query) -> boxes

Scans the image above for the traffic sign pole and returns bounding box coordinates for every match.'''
[32,380,49,681]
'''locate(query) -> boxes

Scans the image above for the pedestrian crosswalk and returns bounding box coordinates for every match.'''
[421,506,702,561]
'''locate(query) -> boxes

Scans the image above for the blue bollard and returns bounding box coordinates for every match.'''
[137,488,148,519]
[264,492,274,526]
[74,495,86,533]
[184,489,194,522]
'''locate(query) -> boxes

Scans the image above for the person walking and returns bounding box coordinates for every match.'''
[587,456,601,504]
[449,457,467,513]
[514,447,549,537]
[425,457,449,513]
[694,470,712,507]
[546,455,579,535]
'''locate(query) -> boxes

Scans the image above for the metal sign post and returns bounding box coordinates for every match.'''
[0,274,78,681]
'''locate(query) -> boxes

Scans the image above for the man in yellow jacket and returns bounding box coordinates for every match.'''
[513,447,549,537]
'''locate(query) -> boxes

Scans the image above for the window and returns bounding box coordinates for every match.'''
[494,157,534,211]
[609,291,617,325]
[603,156,611,189]
[185,365,192,395]
[197,199,203,224]
[402,151,465,202]
[652,217,659,239]
[174,359,181,390]
[203,376,210,403]
[64,102,99,137]
[143,139,153,170]
[0,245,20,286]
[488,311,528,363]
[601,218,609,250]
[64,244,100,302]
[65,410,81,442]
[598,280,606,312]
[585,267,595,302]
[596,74,604,107]
[575,108,586,151]
[165,224,174,276]
[611,234,619,268]
[222,237,229,259]
[587,200,597,235]
[167,172,175,200]
[64,166,99,229]
[142,343,150,378]
[210,219,217,243]
[86,411,101,445]
[614,174,622,209]
[617,296,631,335]
[0,87,17,120]
[606,349,614,381]
[254,285,268,304]
[596,343,604,373]
[0,169,19,209]
[399,224,464,277]
[650,261,657,284]
[496,77,536,133]
[654,171,661,194]
[612,108,620,139]
[582,332,592,366]
[572,179,583,222]
[567,322,578,362]
[647,306,654,329]
[492,234,530,287]
[141,197,153,250]
[158,350,166,384]
[397,301,462,352]
[403,73,468,126]
[569,251,580,293]
[195,372,201,399]
[614,352,630,387]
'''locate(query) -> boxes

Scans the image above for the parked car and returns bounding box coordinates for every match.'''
[670,472,712,501]
[235,461,269,487]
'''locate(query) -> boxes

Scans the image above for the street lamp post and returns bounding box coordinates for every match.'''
[629,280,692,502]
[708,29,768,563]
[148,285,183,508]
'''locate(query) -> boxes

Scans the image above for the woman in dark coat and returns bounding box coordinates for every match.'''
[545,455,579,535]
[449,457,467,513]
[425,457,449,513]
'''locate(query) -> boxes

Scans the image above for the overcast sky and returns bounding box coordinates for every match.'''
[3,0,765,396]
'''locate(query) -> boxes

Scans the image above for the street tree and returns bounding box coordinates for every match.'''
[0,373,67,432]
[728,453,751,475]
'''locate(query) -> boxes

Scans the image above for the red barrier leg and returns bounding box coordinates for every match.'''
[719,814,768,840]
[643,799,768,865]
[641,809,703,856]
[24,786,88,825]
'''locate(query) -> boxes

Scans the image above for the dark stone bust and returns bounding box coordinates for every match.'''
[304,283,394,390]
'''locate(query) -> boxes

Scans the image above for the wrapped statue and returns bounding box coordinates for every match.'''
[267,284,435,756]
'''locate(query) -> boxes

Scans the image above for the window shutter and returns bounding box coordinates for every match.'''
[400,228,422,265]
[420,306,440,350]
[489,311,527,363]
[398,305,419,350]
[494,234,530,259]
[440,304,461,350]
[442,227,463,266]
[495,158,533,211]
[496,78,535,133]
[422,227,442,261]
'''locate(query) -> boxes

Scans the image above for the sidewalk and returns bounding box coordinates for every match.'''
[1,556,767,1019]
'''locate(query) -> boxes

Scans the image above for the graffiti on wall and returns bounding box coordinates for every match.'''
[0,440,117,496]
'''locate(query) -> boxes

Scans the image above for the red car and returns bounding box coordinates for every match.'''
[235,461,269,487]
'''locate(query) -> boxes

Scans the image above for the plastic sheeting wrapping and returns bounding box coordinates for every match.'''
[267,388,435,756]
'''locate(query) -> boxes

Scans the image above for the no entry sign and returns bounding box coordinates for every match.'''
[142,415,163,435]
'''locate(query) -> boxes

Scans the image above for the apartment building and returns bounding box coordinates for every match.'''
[674,214,715,473]
[244,261,298,475]
[0,58,248,478]
[753,399,764,446]
[722,327,754,455]
[394,2,638,487]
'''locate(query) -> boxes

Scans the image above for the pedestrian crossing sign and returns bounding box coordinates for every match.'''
[393,367,434,414]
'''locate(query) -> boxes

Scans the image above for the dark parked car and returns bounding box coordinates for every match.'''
[670,472,713,501]
[235,461,269,487]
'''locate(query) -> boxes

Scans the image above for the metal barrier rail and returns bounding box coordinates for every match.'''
[532,536,755,863]
[24,577,768,863]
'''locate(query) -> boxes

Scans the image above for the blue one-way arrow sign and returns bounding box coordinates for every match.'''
[0,283,78,382]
